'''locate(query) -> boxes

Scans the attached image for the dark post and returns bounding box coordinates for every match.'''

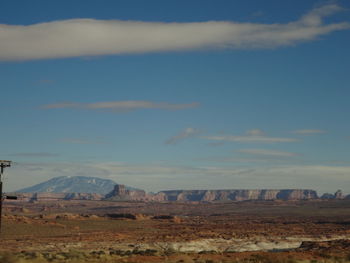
[0,160,11,234]
[0,180,2,234]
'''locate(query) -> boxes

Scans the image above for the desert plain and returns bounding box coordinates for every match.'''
[1,199,350,263]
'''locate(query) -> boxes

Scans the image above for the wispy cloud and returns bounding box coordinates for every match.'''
[238,148,300,157]
[43,101,199,112]
[0,4,348,61]
[292,129,327,135]
[9,152,59,158]
[60,138,106,144]
[201,129,299,143]
[202,135,298,143]
[207,142,225,147]
[165,128,200,145]
[193,155,293,164]
[245,129,265,136]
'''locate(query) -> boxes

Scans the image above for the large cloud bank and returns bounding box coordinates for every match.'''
[0,4,348,61]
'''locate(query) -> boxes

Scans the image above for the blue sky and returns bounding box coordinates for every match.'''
[1,0,350,194]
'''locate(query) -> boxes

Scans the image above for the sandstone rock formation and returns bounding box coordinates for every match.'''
[321,193,335,199]
[11,183,349,203]
[104,185,318,202]
[320,190,345,200]
[28,192,66,201]
[156,189,318,202]
[64,192,103,200]
[104,184,146,201]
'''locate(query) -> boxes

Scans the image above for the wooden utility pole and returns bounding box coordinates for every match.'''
[0,160,11,234]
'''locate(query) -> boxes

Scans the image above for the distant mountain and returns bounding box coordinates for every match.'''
[16,176,136,194]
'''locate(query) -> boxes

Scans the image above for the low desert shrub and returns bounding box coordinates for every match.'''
[0,253,18,263]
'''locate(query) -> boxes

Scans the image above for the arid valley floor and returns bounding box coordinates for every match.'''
[1,200,350,262]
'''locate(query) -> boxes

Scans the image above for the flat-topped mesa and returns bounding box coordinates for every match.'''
[104,185,319,202]
[157,189,318,202]
[321,189,346,200]
[104,184,146,201]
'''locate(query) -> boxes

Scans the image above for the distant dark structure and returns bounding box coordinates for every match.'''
[0,160,12,233]
[321,190,345,200]
[29,193,38,203]
[334,190,344,199]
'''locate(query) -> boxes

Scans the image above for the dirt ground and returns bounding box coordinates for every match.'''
[1,199,350,262]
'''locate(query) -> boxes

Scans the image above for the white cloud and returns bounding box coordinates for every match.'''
[292,129,327,135]
[238,148,300,157]
[165,128,200,145]
[0,4,348,61]
[43,101,199,112]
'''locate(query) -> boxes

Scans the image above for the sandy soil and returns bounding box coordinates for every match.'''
[1,199,350,262]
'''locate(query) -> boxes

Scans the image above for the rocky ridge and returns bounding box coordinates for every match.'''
[104,185,319,202]
[321,189,349,199]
